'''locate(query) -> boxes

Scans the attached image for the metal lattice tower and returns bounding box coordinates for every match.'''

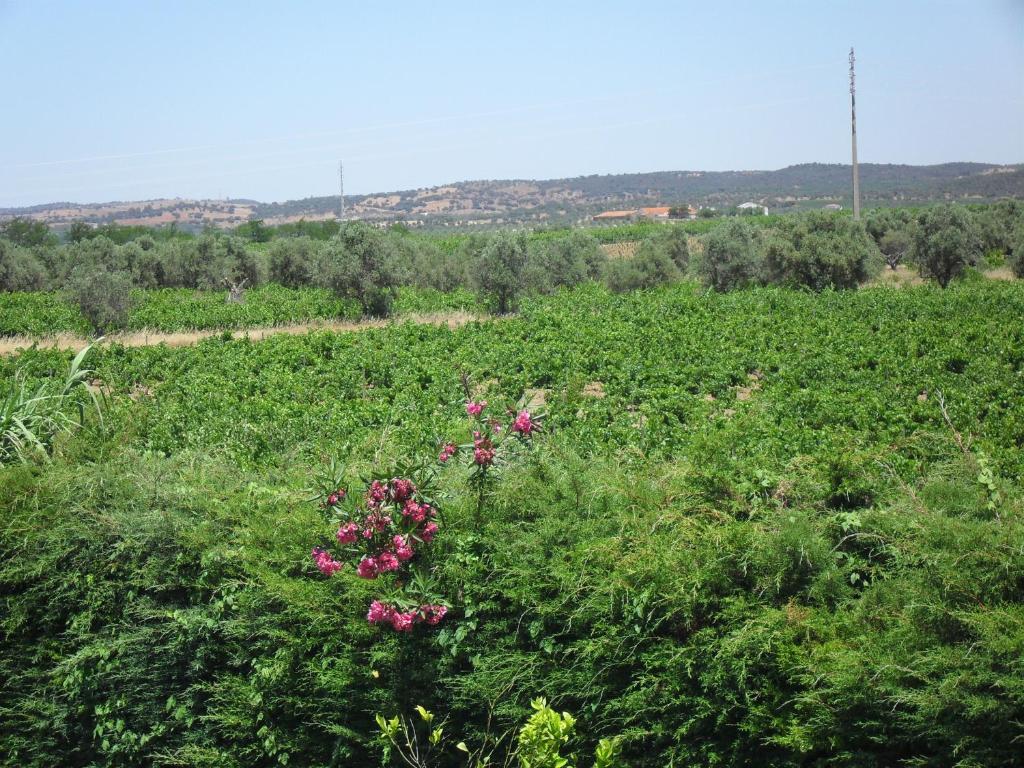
[850,48,860,221]
[338,161,345,221]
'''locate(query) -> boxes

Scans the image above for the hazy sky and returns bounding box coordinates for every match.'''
[1,0,1022,207]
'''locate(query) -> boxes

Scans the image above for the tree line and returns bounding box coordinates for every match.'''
[1,201,1022,332]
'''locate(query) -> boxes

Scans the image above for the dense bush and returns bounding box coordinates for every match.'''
[913,204,984,287]
[1011,222,1024,278]
[66,265,133,333]
[698,218,763,291]
[1,283,1024,766]
[470,230,529,313]
[0,240,48,292]
[765,213,881,289]
[267,236,319,288]
[604,239,680,293]
[322,222,404,316]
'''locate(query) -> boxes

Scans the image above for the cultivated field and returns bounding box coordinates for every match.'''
[2,279,1023,766]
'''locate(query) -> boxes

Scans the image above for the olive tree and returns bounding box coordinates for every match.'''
[765,213,880,290]
[698,219,763,291]
[604,239,680,293]
[912,204,982,288]
[0,240,48,291]
[67,265,133,334]
[268,236,319,288]
[879,229,912,270]
[322,222,404,316]
[470,231,529,313]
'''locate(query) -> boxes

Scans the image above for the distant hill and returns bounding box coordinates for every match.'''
[3,162,1021,230]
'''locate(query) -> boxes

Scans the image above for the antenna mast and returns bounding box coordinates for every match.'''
[338,161,345,221]
[849,47,860,221]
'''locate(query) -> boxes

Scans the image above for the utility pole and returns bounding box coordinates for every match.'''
[338,161,345,221]
[849,47,860,221]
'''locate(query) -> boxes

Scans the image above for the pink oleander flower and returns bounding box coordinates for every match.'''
[389,478,415,503]
[393,534,414,561]
[438,442,457,463]
[356,557,378,579]
[366,480,388,508]
[336,522,359,544]
[512,410,535,436]
[365,512,392,533]
[421,521,439,542]
[311,547,343,577]
[377,551,400,573]
[326,493,339,506]
[466,400,487,417]
[473,444,496,466]
[421,604,448,625]
[367,600,395,625]
[389,610,417,632]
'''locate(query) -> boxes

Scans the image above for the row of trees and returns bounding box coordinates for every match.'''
[2,202,1022,331]
[697,201,1024,291]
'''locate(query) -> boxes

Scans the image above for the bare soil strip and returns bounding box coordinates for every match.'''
[0,312,483,357]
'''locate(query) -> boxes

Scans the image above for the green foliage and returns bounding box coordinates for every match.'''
[878,228,912,269]
[471,231,529,313]
[765,213,880,290]
[322,222,404,317]
[0,239,49,291]
[267,236,319,288]
[1010,221,1024,278]
[235,218,272,243]
[913,204,983,287]
[528,231,600,293]
[653,226,690,272]
[0,344,99,463]
[516,699,576,768]
[603,240,680,293]
[698,218,763,290]
[1,243,1023,767]
[0,217,56,247]
[67,265,134,334]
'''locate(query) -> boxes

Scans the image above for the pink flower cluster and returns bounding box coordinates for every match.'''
[367,600,449,632]
[512,410,535,436]
[324,488,347,508]
[311,547,343,576]
[473,431,496,466]
[446,399,538,472]
[311,475,447,632]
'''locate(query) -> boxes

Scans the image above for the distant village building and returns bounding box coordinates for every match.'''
[592,205,678,223]
[639,206,670,219]
[592,209,636,222]
[737,202,769,215]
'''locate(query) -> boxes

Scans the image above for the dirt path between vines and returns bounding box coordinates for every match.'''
[0,312,484,356]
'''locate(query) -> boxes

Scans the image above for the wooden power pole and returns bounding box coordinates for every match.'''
[849,47,860,220]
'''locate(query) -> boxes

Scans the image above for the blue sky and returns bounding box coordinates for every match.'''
[1,0,1021,207]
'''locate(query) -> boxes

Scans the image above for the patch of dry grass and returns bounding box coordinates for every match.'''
[0,312,483,357]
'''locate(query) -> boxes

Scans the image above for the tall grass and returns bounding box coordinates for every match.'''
[0,344,101,463]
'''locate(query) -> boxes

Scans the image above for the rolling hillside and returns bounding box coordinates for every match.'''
[2,162,1020,230]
